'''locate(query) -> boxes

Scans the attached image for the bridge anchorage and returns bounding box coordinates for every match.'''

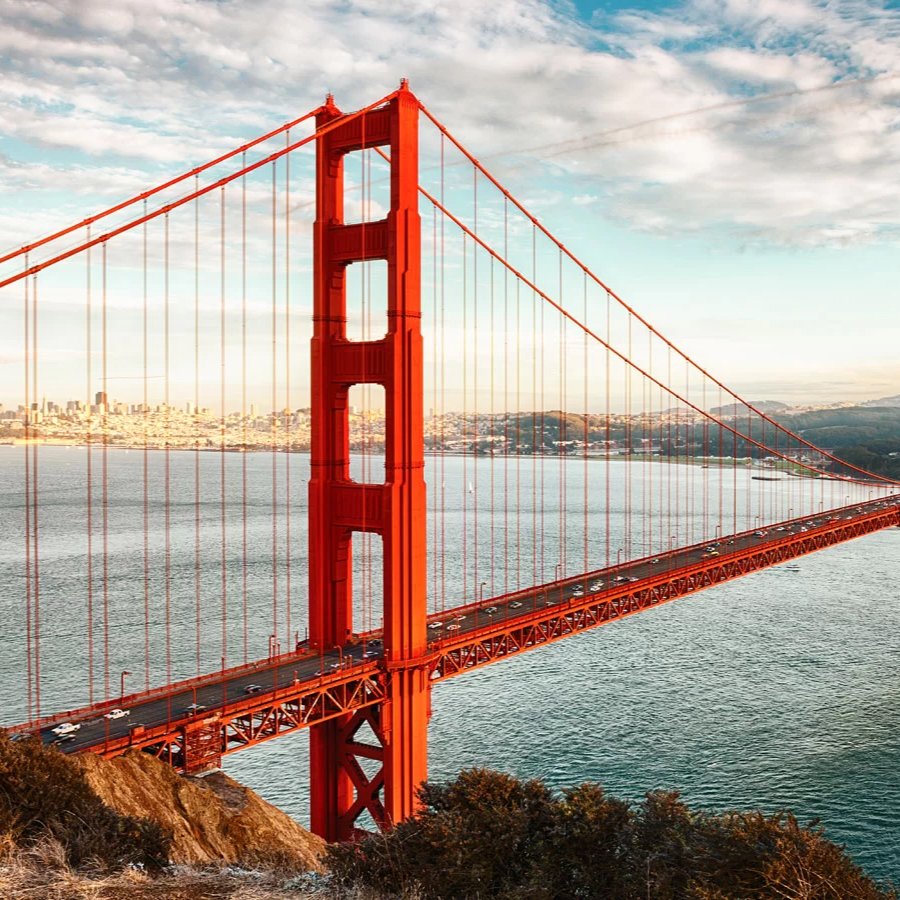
[3,81,900,845]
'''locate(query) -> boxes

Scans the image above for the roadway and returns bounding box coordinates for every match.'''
[23,494,900,755]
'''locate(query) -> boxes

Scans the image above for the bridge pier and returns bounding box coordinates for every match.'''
[308,83,429,841]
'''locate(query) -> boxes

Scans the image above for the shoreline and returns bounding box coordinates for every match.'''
[0,439,817,475]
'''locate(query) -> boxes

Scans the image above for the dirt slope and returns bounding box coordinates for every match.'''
[73,751,325,871]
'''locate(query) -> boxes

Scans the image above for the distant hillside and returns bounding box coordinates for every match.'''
[711,400,790,416]
[772,405,900,479]
[861,394,900,408]
[778,406,900,447]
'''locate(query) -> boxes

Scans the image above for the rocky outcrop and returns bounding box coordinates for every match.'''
[73,751,325,871]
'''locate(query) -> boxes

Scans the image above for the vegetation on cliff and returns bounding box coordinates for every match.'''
[0,731,169,872]
[2,733,895,899]
[329,768,896,899]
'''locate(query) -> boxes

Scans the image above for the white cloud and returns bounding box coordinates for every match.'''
[0,0,899,252]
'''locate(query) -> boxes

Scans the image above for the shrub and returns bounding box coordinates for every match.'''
[0,730,170,872]
[327,769,895,900]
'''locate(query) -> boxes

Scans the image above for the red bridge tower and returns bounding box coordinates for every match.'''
[308,83,429,841]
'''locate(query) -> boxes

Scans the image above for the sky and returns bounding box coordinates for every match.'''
[1,0,900,409]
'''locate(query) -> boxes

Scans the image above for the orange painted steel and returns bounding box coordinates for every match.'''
[308,83,428,841]
[90,664,385,770]
[25,501,897,784]
[429,505,900,680]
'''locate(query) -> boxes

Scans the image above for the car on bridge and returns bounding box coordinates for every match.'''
[509,601,523,609]
[243,684,262,694]
[51,722,80,735]
[104,708,129,720]
[484,606,499,615]
[184,703,206,715]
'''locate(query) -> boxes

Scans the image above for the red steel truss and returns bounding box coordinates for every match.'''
[32,502,896,783]
[93,665,385,770]
[430,505,900,680]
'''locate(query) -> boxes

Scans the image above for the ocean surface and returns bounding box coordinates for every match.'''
[1,444,898,881]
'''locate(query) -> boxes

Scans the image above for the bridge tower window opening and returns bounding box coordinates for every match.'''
[344,259,388,344]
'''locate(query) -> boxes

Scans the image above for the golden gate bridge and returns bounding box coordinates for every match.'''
[2,81,898,842]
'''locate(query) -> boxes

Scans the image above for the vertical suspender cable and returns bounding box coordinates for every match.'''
[194,177,201,676]
[221,185,228,668]
[85,233,94,705]
[559,249,565,578]
[605,292,611,572]
[489,255,495,596]
[431,197,439,613]
[31,273,41,718]
[271,160,279,653]
[440,134,446,614]
[531,229,537,588]
[624,317,632,560]
[284,131,292,650]
[503,198,510,596]
[241,152,249,663]
[143,204,150,690]
[101,242,109,701]
[472,169,479,603]
[583,271,588,573]
[516,278,522,589]
[164,213,172,683]
[23,259,33,719]
[538,227,545,582]
[462,231,468,599]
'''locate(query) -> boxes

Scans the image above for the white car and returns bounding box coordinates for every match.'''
[104,708,130,720]
[51,722,80,735]
[428,622,443,630]
[509,601,524,609]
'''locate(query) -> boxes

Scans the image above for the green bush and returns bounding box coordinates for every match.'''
[327,768,895,900]
[0,730,170,872]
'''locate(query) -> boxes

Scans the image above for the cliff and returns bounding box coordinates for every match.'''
[72,751,325,872]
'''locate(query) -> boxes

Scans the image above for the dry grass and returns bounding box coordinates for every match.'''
[0,837,419,900]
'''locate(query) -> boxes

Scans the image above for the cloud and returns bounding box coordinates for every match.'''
[1,0,900,252]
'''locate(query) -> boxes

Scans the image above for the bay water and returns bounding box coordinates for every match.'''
[1,445,898,880]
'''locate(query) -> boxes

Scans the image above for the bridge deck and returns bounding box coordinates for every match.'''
[9,497,899,770]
